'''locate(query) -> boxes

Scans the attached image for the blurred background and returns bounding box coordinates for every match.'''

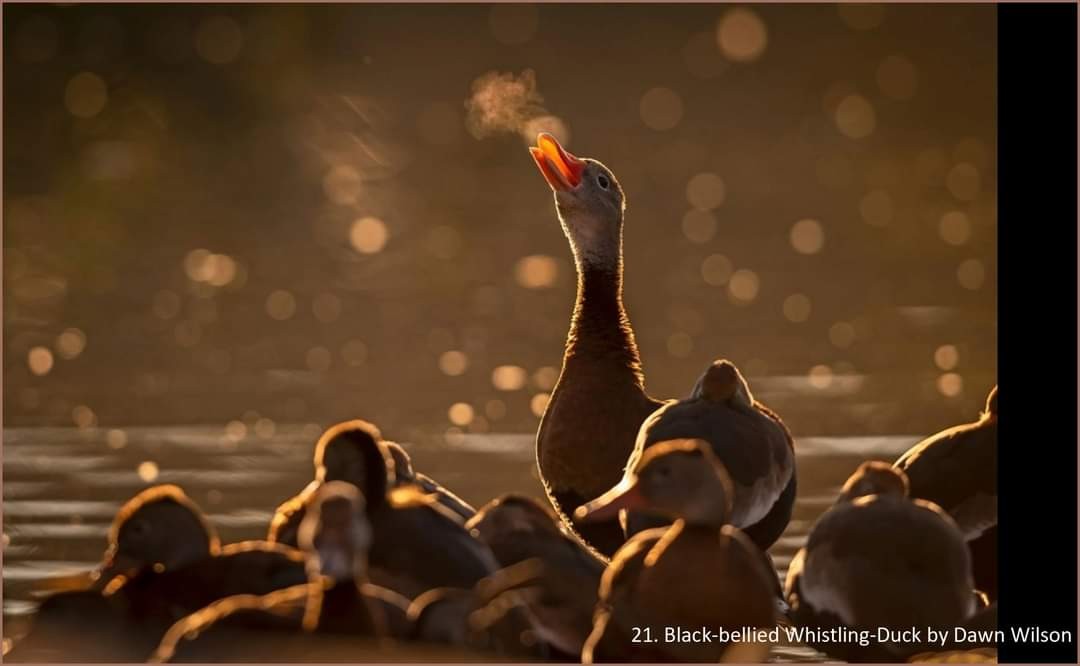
[4,3,996,439]
[2,4,997,655]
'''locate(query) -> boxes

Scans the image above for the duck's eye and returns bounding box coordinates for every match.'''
[597,174,610,190]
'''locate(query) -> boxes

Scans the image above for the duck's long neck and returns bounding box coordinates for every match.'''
[562,246,645,388]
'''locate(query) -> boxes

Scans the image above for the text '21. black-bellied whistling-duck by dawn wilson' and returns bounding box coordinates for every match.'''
[784,462,978,662]
[575,440,777,663]
[267,419,499,598]
[894,384,998,601]
[528,132,794,558]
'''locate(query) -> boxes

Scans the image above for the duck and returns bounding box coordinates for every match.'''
[784,462,977,662]
[407,558,551,658]
[529,133,793,558]
[383,440,477,520]
[894,384,998,600]
[149,482,412,663]
[574,440,778,663]
[622,359,795,554]
[465,493,605,655]
[267,419,499,598]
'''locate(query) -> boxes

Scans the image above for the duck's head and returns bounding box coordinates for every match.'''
[298,481,372,583]
[529,133,625,267]
[691,359,755,408]
[839,461,909,503]
[314,419,394,504]
[100,484,219,584]
[575,439,735,527]
[466,494,562,544]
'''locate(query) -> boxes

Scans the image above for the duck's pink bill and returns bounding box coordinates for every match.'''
[574,476,646,523]
[529,133,585,191]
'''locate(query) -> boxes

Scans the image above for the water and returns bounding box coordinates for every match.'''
[1,426,920,660]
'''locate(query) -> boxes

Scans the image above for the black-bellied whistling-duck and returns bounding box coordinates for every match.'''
[383,440,476,520]
[622,359,795,553]
[267,420,498,598]
[575,440,777,663]
[785,462,977,662]
[149,482,412,663]
[529,134,793,558]
[465,494,604,655]
[894,384,998,600]
[407,558,551,658]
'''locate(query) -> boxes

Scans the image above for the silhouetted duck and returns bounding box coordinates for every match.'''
[575,440,778,663]
[268,420,499,598]
[529,133,792,558]
[623,359,795,553]
[150,482,412,662]
[384,440,476,520]
[407,558,551,659]
[894,384,998,600]
[784,462,976,662]
[466,493,604,655]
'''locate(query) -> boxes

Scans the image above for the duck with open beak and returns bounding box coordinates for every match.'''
[529,133,587,191]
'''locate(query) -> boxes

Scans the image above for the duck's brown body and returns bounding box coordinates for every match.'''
[584,522,776,663]
[538,262,664,558]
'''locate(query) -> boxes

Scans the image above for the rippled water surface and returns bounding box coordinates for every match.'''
[2,426,921,661]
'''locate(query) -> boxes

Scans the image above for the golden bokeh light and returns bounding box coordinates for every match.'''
[349,217,389,254]
[666,332,694,358]
[254,417,276,439]
[305,346,332,373]
[946,163,981,201]
[808,364,834,389]
[195,15,244,64]
[106,429,128,450]
[838,3,885,31]
[56,328,87,360]
[937,372,963,397]
[834,94,876,139]
[682,209,718,244]
[64,72,108,119]
[701,253,734,286]
[72,405,97,429]
[137,461,160,483]
[860,189,893,227]
[530,392,551,417]
[438,350,468,376]
[686,172,727,210]
[728,269,760,304]
[312,293,342,323]
[532,366,558,391]
[639,87,684,131]
[782,293,812,323]
[341,339,368,366]
[934,344,959,371]
[492,365,527,391]
[514,254,559,289]
[28,347,54,376]
[877,55,918,100]
[828,321,856,349]
[939,211,972,246]
[448,402,475,426]
[265,289,297,320]
[957,259,986,290]
[717,8,768,63]
[323,165,363,205]
[790,219,825,255]
[224,420,248,442]
[489,4,539,45]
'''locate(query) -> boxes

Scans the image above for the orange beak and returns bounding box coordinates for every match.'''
[574,476,648,523]
[529,133,586,192]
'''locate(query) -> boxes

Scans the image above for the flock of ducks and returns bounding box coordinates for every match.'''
[10,134,999,663]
